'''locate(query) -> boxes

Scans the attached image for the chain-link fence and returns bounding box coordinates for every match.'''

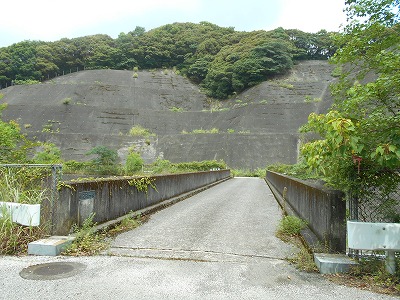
[348,167,400,260]
[0,164,62,234]
[348,168,400,223]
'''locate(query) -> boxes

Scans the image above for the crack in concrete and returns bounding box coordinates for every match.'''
[107,245,286,263]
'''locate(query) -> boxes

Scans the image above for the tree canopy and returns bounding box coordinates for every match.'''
[0,22,335,98]
[300,0,400,190]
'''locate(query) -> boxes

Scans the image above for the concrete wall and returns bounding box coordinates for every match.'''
[266,171,346,253]
[55,170,230,235]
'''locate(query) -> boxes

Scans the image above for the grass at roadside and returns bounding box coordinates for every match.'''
[276,214,400,296]
[275,214,317,273]
[325,262,400,296]
[62,213,148,256]
[0,168,51,255]
[0,212,47,255]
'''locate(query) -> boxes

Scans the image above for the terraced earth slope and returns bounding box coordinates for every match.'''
[1,60,335,169]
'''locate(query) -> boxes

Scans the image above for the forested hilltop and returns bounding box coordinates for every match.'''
[0,22,335,98]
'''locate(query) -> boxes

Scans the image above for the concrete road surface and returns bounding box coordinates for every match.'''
[0,178,396,299]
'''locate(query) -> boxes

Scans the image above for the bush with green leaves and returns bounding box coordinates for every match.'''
[85,146,120,175]
[33,143,62,164]
[0,104,34,163]
[125,151,144,173]
[299,0,399,195]
[150,159,226,174]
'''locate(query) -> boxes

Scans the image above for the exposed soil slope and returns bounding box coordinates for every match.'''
[1,61,335,169]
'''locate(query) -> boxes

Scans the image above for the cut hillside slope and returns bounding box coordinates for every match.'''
[1,61,335,169]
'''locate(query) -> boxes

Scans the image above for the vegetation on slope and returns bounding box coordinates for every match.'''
[298,0,400,190]
[0,22,335,98]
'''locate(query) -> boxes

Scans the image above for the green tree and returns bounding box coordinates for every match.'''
[33,143,62,164]
[86,146,119,174]
[300,0,400,190]
[125,151,144,173]
[0,104,32,163]
[203,31,294,98]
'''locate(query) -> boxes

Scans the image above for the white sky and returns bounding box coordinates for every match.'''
[0,0,347,48]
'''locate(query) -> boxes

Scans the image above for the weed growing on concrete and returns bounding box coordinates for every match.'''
[128,177,157,194]
[304,95,322,103]
[276,215,307,241]
[288,244,318,272]
[128,125,156,137]
[183,128,220,134]
[169,107,184,112]
[62,97,71,105]
[107,214,144,236]
[273,81,294,89]
[63,214,109,256]
[276,214,317,272]
[63,213,147,256]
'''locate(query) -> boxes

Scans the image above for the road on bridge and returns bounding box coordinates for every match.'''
[109,176,294,261]
[1,178,395,299]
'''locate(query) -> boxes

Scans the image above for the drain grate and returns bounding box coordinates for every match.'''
[20,262,86,280]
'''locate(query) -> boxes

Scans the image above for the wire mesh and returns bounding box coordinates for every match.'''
[0,164,62,233]
[348,168,400,260]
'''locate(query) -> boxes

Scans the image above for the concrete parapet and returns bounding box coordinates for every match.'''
[266,171,346,253]
[54,170,230,235]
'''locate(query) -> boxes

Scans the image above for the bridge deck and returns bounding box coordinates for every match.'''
[109,177,294,262]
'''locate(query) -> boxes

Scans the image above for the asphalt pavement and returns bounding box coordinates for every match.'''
[0,177,396,299]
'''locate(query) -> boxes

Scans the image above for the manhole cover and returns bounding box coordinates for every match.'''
[20,262,86,280]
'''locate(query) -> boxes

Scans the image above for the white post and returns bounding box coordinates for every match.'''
[386,250,396,275]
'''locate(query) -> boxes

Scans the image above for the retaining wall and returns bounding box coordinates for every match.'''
[266,171,346,252]
[54,170,230,235]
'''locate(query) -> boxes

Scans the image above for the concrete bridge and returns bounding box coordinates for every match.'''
[1,177,395,299]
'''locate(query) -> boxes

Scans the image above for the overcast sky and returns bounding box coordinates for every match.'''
[0,0,347,48]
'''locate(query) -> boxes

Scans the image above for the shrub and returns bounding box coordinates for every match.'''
[125,151,144,173]
[33,143,62,164]
[85,146,120,175]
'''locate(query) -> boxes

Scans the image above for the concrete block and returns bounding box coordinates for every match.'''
[28,236,75,256]
[314,253,358,274]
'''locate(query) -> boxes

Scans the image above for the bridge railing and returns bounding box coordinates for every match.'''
[54,170,230,235]
[266,170,346,253]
